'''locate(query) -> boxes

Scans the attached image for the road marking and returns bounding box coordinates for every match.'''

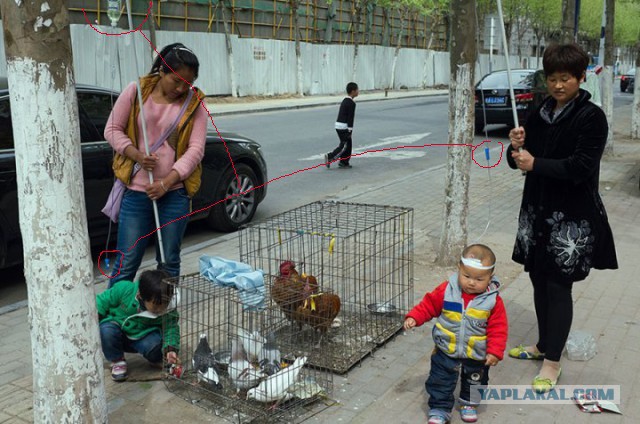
[299,132,431,161]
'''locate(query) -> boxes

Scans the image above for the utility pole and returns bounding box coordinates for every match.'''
[437,0,476,266]
[0,1,107,422]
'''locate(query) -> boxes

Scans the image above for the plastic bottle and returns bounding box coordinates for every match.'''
[107,0,122,27]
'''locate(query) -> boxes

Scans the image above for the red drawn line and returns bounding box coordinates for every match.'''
[82,1,152,36]
[84,4,505,277]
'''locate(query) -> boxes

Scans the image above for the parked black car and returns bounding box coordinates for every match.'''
[620,68,635,92]
[0,79,267,269]
[474,69,547,134]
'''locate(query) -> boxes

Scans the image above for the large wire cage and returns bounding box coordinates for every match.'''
[163,276,334,424]
[239,201,414,374]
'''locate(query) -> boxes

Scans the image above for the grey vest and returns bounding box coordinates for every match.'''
[432,273,500,360]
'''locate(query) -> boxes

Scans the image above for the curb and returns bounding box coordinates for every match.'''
[206,90,449,116]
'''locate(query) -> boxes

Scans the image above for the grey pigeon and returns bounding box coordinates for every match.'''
[192,333,222,390]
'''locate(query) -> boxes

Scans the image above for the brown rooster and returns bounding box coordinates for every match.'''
[271,261,319,325]
[291,277,341,347]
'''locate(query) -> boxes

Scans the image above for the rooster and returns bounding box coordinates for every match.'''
[271,261,319,325]
[291,278,341,347]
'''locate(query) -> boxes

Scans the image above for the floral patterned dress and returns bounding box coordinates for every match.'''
[507,89,617,282]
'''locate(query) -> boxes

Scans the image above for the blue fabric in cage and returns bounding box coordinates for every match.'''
[199,255,266,311]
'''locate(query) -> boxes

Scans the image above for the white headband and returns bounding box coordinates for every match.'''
[461,256,495,270]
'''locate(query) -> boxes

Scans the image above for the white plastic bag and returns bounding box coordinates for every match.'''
[564,330,597,361]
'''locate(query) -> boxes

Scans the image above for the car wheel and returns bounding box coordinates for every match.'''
[207,164,258,232]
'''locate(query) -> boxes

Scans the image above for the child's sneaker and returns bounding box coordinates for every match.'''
[460,405,478,423]
[427,411,449,424]
[111,360,128,382]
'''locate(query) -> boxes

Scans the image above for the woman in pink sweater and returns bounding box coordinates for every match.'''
[104,43,207,287]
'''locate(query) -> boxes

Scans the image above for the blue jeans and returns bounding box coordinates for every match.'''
[99,322,163,363]
[109,188,190,287]
[426,349,489,415]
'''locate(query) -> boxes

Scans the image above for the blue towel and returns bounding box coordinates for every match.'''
[199,255,266,311]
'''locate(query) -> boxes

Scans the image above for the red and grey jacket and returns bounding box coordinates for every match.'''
[406,275,508,360]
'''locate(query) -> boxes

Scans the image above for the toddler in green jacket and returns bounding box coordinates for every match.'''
[97,270,180,381]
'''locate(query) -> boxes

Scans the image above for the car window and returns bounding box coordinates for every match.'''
[0,99,14,150]
[478,71,534,88]
[0,95,105,148]
[77,91,118,140]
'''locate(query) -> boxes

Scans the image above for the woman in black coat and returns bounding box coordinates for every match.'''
[506,44,617,393]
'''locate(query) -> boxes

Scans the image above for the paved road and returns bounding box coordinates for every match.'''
[0,86,635,309]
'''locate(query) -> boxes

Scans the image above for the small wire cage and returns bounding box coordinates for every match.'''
[163,275,334,424]
[239,201,414,373]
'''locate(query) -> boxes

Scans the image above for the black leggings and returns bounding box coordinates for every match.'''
[530,271,574,362]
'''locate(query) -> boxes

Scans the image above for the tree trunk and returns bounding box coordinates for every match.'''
[602,0,615,154]
[437,0,476,266]
[389,9,407,90]
[632,41,640,139]
[382,8,391,47]
[0,1,107,422]
[219,2,238,97]
[325,1,336,43]
[290,1,304,96]
[148,7,158,62]
[352,3,363,81]
[561,0,576,43]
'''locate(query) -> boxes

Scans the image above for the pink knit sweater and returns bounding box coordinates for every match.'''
[104,82,207,193]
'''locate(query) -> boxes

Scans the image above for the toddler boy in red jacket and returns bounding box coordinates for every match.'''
[404,244,508,424]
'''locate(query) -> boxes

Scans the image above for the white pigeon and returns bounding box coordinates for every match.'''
[246,356,307,403]
[228,338,265,391]
[237,327,265,363]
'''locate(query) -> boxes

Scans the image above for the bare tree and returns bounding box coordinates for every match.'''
[437,0,476,266]
[560,0,576,43]
[289,0,305,95]
[602,0,615,154]
[0,0,107,422]
[219,1,238,97]
[632,40,640,139]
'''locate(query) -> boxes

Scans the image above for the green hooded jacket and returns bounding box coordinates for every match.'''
[96,280,180,353]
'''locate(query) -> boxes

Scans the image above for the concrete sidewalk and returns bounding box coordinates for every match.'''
[1,92,639,423]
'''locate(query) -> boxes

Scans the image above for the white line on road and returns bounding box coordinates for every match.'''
[299,132,431,161]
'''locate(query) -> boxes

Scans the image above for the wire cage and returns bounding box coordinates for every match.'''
[163,275,334,424]
[239,201,414,374]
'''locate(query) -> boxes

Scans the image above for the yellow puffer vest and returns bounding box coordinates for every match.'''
[111,74,205,197]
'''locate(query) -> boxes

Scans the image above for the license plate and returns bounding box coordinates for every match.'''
[485,96,506,105]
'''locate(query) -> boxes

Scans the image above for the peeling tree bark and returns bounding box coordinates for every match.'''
[0,1,107,422]
[437,0,476,267]
[560,0,576,43]
[290,0,304,96]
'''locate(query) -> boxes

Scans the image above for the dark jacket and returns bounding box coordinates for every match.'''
[506,89,617,281]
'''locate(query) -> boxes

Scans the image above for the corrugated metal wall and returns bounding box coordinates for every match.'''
[0,21,552,97]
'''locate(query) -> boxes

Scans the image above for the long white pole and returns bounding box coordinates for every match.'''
[125,0,165,263]
[495,0,519,128]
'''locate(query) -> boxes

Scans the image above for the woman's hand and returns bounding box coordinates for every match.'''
[509,126,526,150]
[511,149,535,172]
[139,153,159,172]
[146,180,167,201]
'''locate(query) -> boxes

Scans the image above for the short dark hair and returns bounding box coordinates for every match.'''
[542,43,589,80]
[346,82,358,94]
[461,244,496,267]
[138,270,174,305]
[150,43,200,79]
